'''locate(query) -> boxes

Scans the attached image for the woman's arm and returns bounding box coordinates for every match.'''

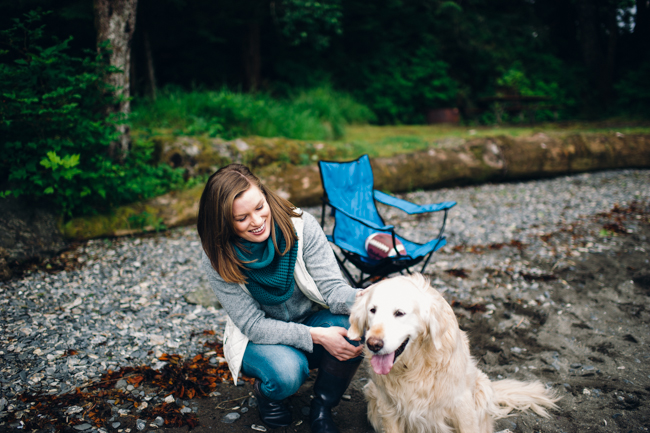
[201,253,315,352]
[300,211,358,314]
[300,211,364,361]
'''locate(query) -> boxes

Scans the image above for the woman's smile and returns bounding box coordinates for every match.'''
[232,185,272,243]
[250,221,266,235]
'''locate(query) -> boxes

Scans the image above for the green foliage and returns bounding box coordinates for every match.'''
[130,84,375,140]
[0,11,184,217]
[352,44,459,124]
[615,59,650,117]
[277,0,343,50]
[128,211,167,232]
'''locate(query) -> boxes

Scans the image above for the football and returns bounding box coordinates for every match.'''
[365,233,406,260]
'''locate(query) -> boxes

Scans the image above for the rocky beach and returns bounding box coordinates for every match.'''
[1,168,649,432]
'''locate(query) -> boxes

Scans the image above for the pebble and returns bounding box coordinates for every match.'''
[74,424,92,431]
[136,418,146,430]
[154,416,164,426]
[251,425,267,432]
[222,412,241,423]
[0,169,648,430]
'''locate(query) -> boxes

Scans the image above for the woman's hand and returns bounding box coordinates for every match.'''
[355,288,370,298]
[310,326,363,361]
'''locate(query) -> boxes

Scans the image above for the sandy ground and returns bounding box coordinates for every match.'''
[157,203,650,433]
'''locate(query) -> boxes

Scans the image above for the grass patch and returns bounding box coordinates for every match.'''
[328,122,650,158]
[130,85,375,141]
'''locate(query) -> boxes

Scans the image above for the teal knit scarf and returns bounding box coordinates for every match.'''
[234,224,298,306]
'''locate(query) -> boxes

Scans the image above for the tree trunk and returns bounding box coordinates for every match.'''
[602,9,618,104]
[636,0,650,48]
[241,21,261,91]
[143,30,157,100]
[93,0,138,162]
[575,0,603,97]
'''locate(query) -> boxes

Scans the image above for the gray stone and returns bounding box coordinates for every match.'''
[222,412,241,423]
[136,419,146,430]
[0,197,67,265]
[154,416,164,426]
[115,379,127,390]
[73,424,92,431]
[0,247,11,282]
[112,422,120,429]
[183,285,222,309]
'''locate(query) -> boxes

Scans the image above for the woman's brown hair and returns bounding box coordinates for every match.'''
[197,164,301,283]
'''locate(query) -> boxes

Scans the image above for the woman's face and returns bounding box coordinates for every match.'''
[232,184,272,243]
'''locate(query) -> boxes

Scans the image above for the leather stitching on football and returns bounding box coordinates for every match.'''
[365,233,406,260]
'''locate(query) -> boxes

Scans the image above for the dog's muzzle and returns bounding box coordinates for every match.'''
[394,338,409,361]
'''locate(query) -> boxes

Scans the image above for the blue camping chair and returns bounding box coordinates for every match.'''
[318,155,456,287]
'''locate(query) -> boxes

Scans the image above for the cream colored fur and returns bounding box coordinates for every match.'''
[348,274,559,433]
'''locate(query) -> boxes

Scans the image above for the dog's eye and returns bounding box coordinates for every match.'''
[394,310,405,317]
[369,307,376,314]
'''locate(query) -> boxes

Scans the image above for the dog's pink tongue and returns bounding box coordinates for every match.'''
[370,352,395,375]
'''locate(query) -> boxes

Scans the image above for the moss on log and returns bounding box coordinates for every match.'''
[61,132,650,240]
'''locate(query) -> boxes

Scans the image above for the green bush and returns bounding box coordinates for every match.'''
[351,45,459,124]
[130,84,375,140]
[615,59,650,117]
[0,11,184,217]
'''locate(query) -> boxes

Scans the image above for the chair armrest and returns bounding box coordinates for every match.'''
[373,190,456,214]
[327,202,395,232]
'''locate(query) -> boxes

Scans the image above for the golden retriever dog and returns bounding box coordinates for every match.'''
[348,273,559,433]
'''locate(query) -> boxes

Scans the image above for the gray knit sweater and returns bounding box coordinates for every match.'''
[201,211,357,353]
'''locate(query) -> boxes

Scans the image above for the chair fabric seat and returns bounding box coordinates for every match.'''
[318,154,455,286]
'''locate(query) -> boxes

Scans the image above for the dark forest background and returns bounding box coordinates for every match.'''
[2,0,649,218]
[2,0,649,124]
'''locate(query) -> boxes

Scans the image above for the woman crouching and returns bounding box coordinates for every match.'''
[197,164,363,432]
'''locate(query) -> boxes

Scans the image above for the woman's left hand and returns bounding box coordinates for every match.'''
[310,326,363,361]
[355,288,370,298]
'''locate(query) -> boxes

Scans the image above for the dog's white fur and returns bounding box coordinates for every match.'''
[348,273,559,433]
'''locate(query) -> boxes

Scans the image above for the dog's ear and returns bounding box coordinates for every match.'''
[347,290,370,341]
[417,280,456,352]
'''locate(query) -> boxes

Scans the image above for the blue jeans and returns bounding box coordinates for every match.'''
[241,310,361,401]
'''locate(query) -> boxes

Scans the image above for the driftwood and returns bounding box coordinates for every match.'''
[60,132,650,240]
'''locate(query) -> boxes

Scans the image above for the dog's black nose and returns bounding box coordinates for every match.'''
[367,337,384,353]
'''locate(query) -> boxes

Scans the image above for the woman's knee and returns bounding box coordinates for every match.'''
[261,356,310,400]
[307,310,351,329]
[328,314,351,329]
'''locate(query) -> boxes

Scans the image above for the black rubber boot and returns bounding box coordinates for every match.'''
[253,379,293,429]
[310,353,362,433]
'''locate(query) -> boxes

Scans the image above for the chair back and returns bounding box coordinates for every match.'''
[318,155,385,257]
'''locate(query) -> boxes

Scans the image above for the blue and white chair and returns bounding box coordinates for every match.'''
[318,154,456,287]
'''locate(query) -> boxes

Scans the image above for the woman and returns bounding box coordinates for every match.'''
[197,164,363,433]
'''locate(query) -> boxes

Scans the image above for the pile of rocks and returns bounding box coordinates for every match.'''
[0,168,648,431]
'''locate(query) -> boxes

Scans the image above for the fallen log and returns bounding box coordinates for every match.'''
[60,132,650,240]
